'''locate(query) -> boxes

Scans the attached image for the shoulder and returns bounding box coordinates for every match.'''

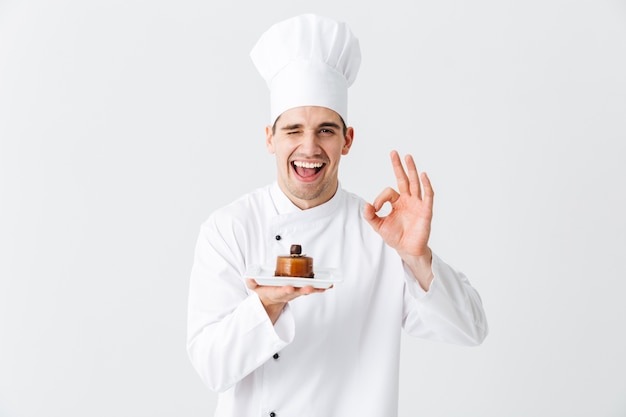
[341,188,367,207]
[338,187,368,216]
[202,184,273,231]
[337,187,375,231]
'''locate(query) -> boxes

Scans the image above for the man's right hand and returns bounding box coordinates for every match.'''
[246,279,330,324]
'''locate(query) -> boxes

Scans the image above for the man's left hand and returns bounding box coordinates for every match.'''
[363,150,434,289]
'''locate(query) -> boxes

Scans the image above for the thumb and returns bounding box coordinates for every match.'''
[363,203,383,232]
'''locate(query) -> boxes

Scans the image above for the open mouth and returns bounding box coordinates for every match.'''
[292,160,325,179]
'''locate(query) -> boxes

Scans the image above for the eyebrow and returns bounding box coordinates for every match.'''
[280,122,341,131]
[319,122,342,130]
[280,124,303,131]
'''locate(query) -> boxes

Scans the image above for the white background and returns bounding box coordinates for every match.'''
[1,0,625,416]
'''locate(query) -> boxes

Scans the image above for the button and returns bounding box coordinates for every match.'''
[273,353,280,360]
[269,412,276,417]
[275,235,281,241]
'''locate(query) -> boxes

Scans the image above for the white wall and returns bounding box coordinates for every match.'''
[1,1,625,416]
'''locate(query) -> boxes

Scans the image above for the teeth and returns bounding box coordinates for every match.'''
[293,161,323,169]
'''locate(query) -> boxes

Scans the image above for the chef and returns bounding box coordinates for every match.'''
[187,13,488,417]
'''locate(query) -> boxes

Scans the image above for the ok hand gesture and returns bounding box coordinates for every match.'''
[363,150,434,287]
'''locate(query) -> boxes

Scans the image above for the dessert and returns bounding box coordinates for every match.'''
[274,244,314,278]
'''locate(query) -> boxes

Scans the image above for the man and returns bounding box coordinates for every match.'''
[187,14,488,417]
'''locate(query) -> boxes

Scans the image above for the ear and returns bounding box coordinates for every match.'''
[342,127,355,155]
[265,125,275,154]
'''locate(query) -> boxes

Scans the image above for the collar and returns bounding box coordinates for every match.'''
[269,181,344,218]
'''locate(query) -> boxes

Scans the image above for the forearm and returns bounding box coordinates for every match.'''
[399,246,434,291]
[403,252,488,345]
[260,299,287,324]
[187,293,294,392]
[187,220,295,391]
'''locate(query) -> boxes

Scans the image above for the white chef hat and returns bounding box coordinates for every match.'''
[250,14,361,125]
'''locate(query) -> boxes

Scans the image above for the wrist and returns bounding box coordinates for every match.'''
[400,248,434,290]
[260,298,287,324]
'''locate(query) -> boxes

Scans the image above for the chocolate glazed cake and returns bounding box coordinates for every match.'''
[274,244,314,278]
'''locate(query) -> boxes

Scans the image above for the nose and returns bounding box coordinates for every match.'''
[298,130,321,154]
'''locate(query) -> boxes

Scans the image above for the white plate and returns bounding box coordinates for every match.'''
[245,265,342,289]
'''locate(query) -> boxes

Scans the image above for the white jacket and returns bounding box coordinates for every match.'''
[187,182,488,417]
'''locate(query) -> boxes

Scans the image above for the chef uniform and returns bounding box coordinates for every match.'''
[187,14,488,417]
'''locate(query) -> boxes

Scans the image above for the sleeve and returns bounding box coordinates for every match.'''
[186,215,295,392]
[401,252,489,345]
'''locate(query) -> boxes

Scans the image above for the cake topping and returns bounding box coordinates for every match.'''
[290,244,303,257]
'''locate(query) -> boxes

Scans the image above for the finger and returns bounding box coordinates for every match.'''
[260,285,296,302]
[390,150,410,194]
[280,285,297,296]
[301,286,329,295]
[363,203,377,221]
[420,172,434,205]
[246,279,259,289]
[363,203,383,232]
[404,154,421,198]
[372,187,400,211]
[299,285,317,295]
